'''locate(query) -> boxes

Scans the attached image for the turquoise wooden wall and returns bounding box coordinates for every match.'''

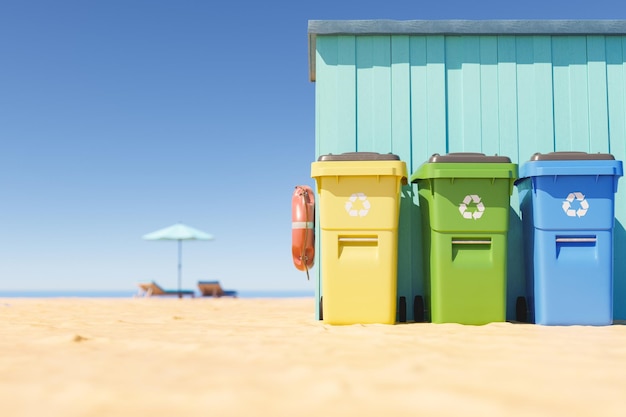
[313,33,626,321]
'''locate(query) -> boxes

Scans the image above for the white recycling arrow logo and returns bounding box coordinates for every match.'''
[344,192,370,217]
[562,192,589,218]
[459,194,485,220]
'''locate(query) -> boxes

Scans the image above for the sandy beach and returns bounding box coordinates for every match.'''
[1,297,626,417]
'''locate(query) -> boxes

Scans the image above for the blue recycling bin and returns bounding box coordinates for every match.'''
[516,152,623,325]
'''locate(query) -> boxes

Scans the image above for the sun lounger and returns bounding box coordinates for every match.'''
[197,281,238,298]
[137,281,195,298]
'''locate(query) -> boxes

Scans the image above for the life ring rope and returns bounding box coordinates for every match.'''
[292,221,314,229]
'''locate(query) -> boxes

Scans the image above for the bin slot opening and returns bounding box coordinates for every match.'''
[338,237,379,243]
[338,235,378,259]
[556,235,597,260]
[451,239,492,245]
[555,237,597,243]
[451,238,492,263]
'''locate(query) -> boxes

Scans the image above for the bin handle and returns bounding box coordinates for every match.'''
[338,237,378,242]
[555,237,597,243]
[451,239,491,245]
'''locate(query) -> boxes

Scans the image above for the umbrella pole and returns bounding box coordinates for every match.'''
[178,239,182,299]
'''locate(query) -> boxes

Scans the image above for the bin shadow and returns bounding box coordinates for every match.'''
[614,219,626,320]
[507,207,527,322]
[397,184,426,322]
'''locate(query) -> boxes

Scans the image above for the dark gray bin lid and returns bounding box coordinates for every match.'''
[317,152,400,161]
[428,152,511,163]
[529,151,615,161]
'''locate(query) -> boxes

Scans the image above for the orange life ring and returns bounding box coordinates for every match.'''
[292,185,315,276]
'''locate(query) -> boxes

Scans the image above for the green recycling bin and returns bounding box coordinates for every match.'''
[411,153,518,325]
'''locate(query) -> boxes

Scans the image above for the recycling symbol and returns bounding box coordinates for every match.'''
[345,193,370,217]
[562,192,589,218]
[459,194,485,220]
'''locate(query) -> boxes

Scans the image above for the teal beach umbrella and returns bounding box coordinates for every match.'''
[142,223,214,295]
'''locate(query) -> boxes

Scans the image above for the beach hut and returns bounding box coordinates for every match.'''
[308,19,626,321]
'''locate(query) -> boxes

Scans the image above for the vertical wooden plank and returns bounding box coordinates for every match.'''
[461,36,482,152]
[314,36,339,320]
[617,37,626,321]
[607,37,626,158]
[508,36,553,321]
[426,36,448,157]
[608,36,626,162]
[553,36,591,151]
[409,35,449,318]
[570,36,591,151]
[607,37,626,320]
[409,35,430,314]
[372,36,393,152]
[356,36,375,151]
[507,37,556,321]
[315,36,338,157]
[391,36,412,164]
[336,36,358,153]
[532,36,555,156]
[316,36,356,157]
[427,35,448,319]
[497,36,522,321]
[552,37,573,150]
[356,36,392,152]
[497,36,519,164]
[410,36,428,166]
[479,36,500,155]
[516,36,539,161]
[446,36,464,152]
[314,36,337,321]
[391,35,415,320]
[411,36,448,161]
[314,35,357,319]
[587,36,610,153]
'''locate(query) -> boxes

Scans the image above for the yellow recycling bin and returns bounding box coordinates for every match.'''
[311,152,407,325]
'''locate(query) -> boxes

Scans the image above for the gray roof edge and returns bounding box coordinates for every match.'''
[308,19,626,35]
[307,19,626,82]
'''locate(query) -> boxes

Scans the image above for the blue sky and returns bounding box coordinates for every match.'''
[2,1,626,292]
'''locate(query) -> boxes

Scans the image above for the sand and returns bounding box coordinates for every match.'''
[1,297,626,417]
